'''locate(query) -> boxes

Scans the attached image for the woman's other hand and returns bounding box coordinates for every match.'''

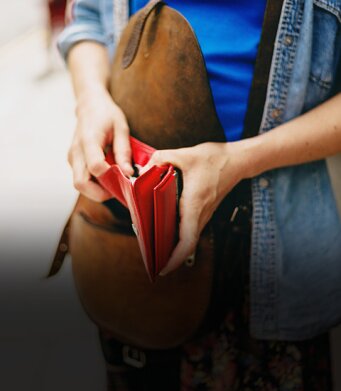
[142,91,341,274]
[141,141,248,275]
[68,86,134,202]
[67,42,134,202]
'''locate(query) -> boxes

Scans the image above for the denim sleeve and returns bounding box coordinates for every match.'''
[58,0,107,61]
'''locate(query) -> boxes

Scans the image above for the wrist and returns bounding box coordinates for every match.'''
[77,83,109,103]
[75,85,112,116]
[68,41,111,101]
[228,135,274,180]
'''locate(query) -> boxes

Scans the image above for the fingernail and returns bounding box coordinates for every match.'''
[124,163,134,175]
[139,165,149,175]
[159,268,169,277]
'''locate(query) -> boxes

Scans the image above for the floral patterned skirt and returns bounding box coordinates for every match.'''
[102,188,331,391]
[181,293,331,391]
[180,204,331,391]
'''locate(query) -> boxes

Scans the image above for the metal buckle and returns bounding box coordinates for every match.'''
[229,205,250,223]
[230,206,239,223]
[122,345,146,368]
[185,252,195,267]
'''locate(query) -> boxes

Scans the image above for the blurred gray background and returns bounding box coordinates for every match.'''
[0,1,106,390]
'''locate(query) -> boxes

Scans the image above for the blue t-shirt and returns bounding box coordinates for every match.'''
[131,0,266,141]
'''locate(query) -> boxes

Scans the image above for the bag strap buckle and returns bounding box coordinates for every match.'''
[122,345,146,368]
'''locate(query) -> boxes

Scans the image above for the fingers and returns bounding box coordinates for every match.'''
[112,112,134,176]
[141,148,202,275]
[82,134,111,176]
[77,97,133,178]
[159,194,201,275]
[140,150,177,174]
[70,145,111,202]
[69,86,136,200]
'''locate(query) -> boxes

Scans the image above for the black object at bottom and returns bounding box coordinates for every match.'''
[98,181,253,391]
[99,333,182,391]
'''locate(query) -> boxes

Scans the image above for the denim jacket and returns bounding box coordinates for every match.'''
[58,0,341,341]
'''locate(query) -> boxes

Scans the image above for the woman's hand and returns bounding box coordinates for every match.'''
[142,92,341,275]
[68,86,134,201]
[66,41,134,201]
[142,141,248,275]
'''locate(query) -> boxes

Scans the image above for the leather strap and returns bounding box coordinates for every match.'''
[47,219,70,277]
[122,0,164,68]
[242,0,284,139]
[123,0,284,134]
[47,197,81,277]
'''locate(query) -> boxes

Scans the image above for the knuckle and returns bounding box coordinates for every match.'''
[113,105,128,122]
[80,125,97,140]
[112,110,128,129]
[152,150,162,163]
[87,160,105,176]
[114,146,131,160]
[67,145,78,165]
[82,134,96,145]
[116,124,129,135]
[96,193,110,203]
[73,179,86,192]
[67,149,73,165]
[122,148,132,158]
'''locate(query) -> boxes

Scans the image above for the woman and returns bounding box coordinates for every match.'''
[58,0,341,389]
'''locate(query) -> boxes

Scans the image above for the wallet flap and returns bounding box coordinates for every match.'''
[98,136,177,281]
[130,137,155,166]
[99,136,152,208]
[98,165,130,208]
[132,165,168,279]
[105,137,156,167]
[153,168,178,274]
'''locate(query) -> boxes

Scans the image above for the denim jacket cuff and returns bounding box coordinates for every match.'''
[57,25,107,61]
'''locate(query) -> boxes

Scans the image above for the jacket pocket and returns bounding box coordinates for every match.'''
[305,0,341,108]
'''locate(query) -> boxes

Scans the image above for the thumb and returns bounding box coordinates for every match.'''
[113,119,134,177]
[140,150,177,174]
[159,192,200,275]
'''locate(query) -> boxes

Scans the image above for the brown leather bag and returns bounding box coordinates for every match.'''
[52,1,226,350]
[49,0,283,349]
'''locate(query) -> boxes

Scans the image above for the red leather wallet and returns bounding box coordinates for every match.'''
[98,137,178,281]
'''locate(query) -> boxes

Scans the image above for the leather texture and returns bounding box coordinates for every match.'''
[49,0,282,349]
[111,3,226,149]
[122,0,164,68]
[66,2,224,349]
[98,136,177,280]
[70,195,214,349]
